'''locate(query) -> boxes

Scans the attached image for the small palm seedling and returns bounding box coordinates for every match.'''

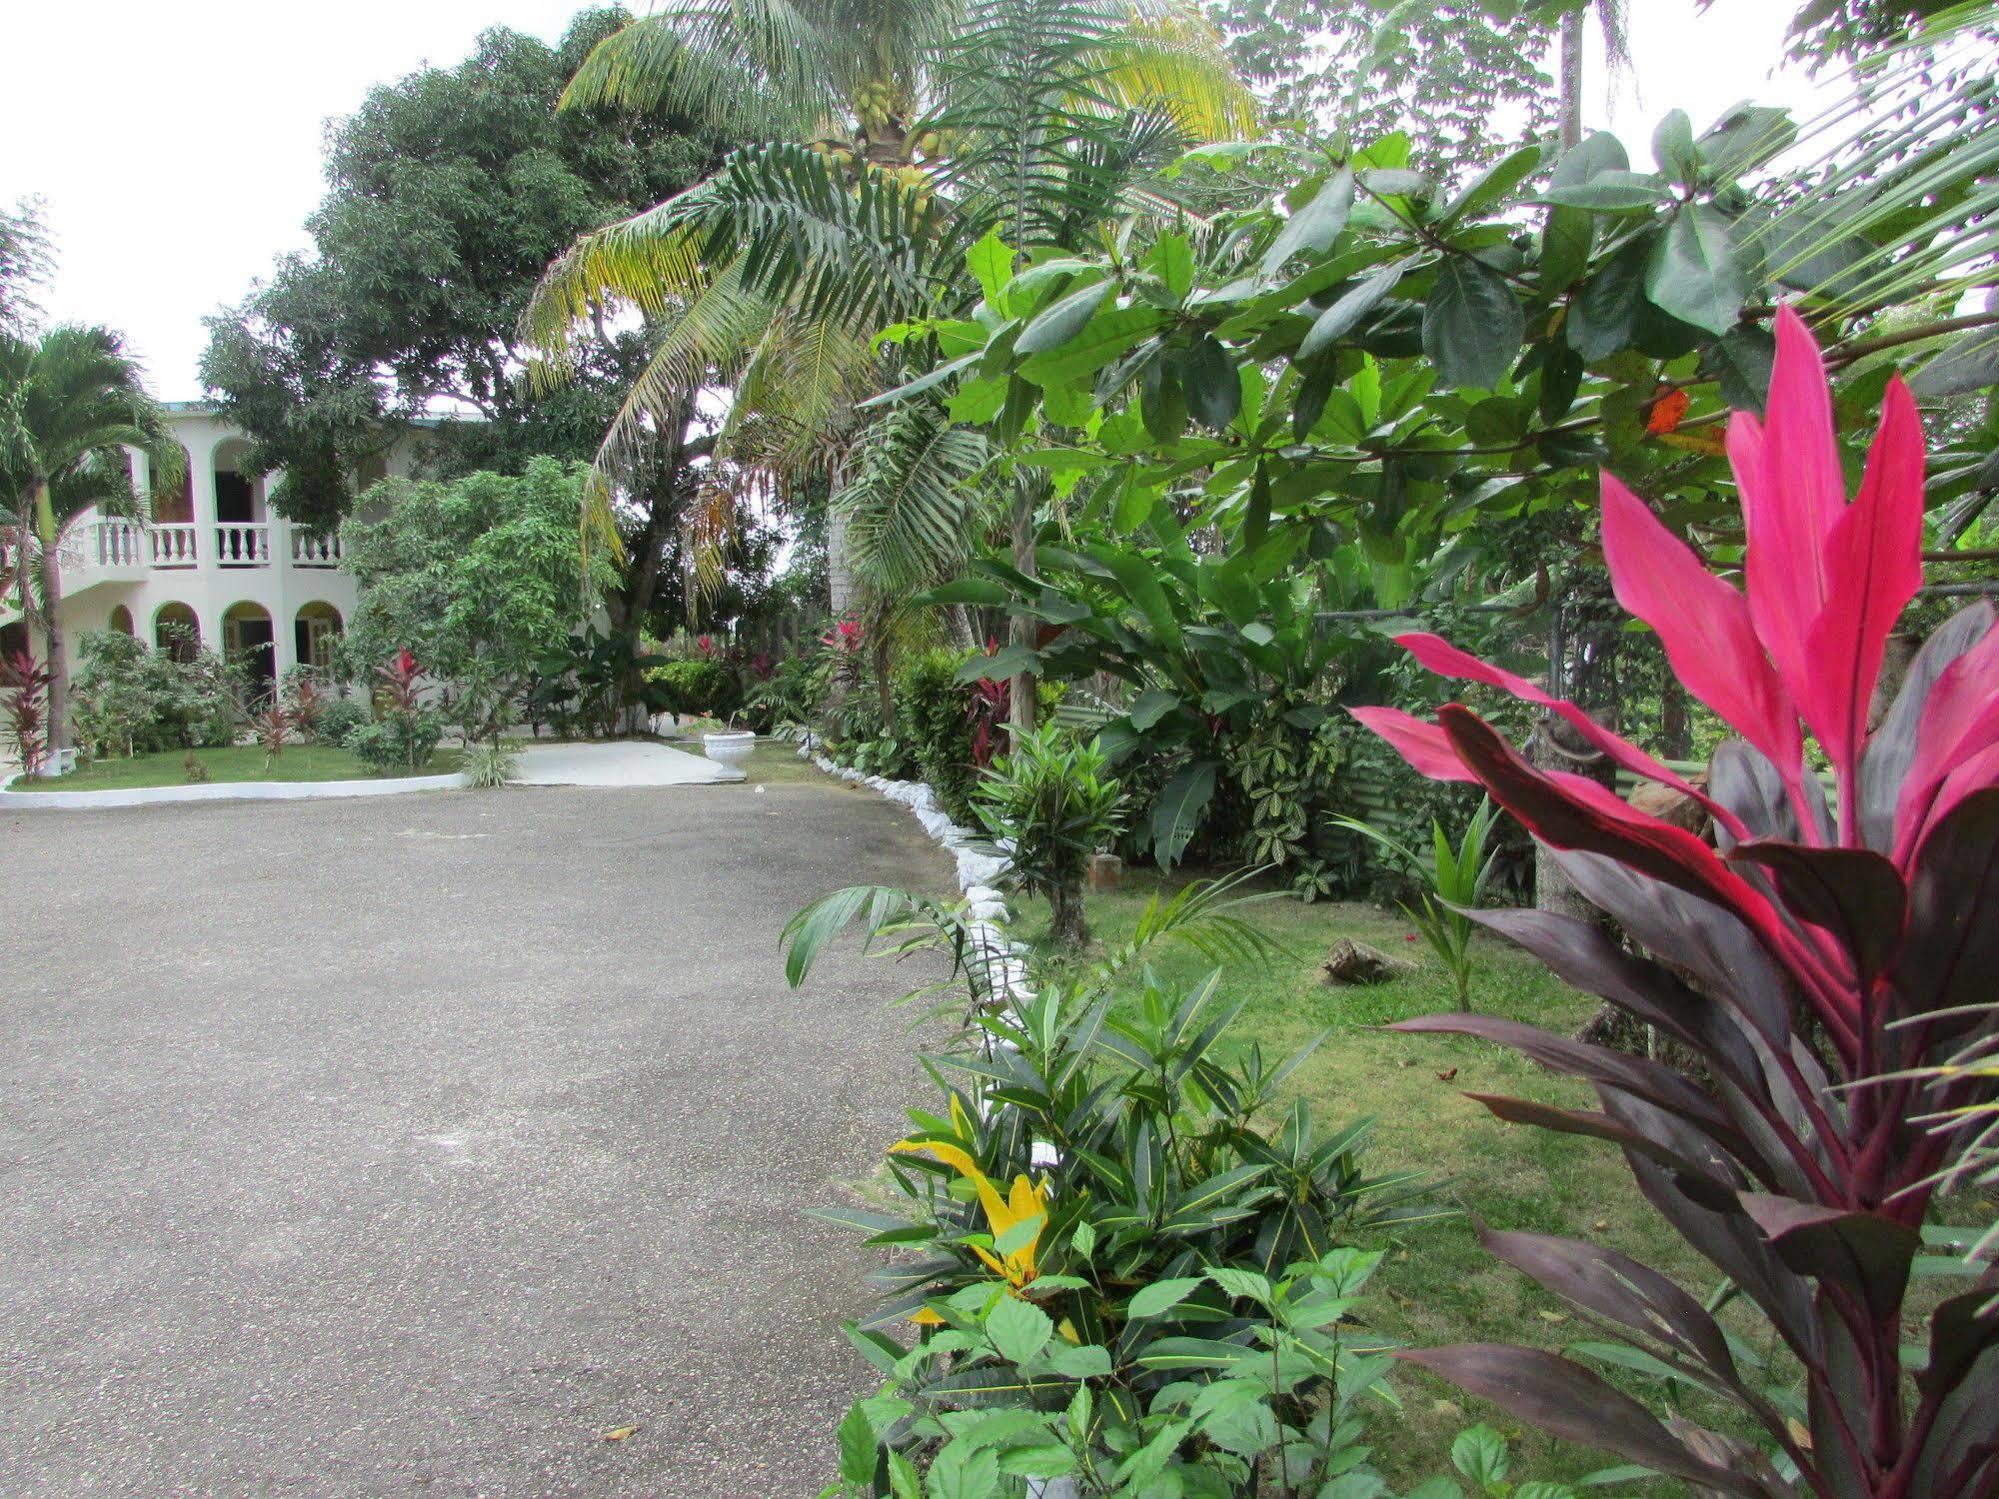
[1329,798,1500,1011]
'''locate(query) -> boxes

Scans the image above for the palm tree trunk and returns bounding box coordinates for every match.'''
[1008,484,1036,737]
[1558,9,1585,150]
[37,526,67,754]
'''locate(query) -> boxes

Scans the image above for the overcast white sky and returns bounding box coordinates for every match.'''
[1,0,1837,401]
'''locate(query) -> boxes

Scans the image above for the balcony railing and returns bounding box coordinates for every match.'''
[150,524,199,568]
[47,517,346,580]
[291,529,343,568]
[215,523,271,567]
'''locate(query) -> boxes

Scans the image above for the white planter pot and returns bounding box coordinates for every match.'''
[702,731,755,779]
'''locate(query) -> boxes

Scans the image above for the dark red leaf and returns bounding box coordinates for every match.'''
[1727,840,1906,988]
[1480,1228,1746,1390]
[1394,1345,1766,1494]
[1739,1195,1922,1324]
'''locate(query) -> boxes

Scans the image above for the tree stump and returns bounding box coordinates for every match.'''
[1322,939,1419,986]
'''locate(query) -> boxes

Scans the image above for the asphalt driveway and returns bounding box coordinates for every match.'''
[0,773,952,1496]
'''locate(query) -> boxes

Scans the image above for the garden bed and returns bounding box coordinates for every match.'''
[8,745,463,791]
[1009,871,1823,1488]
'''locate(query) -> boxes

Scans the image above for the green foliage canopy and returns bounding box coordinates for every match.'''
[201,9,717,529]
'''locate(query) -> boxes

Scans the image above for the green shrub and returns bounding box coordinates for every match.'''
[973,724,1125,948]
[315,697,372,749]
[647,658,740,721]
[346,709,442,774]
[782,878,1442,1496]
[891,648,1063,823]
[891,648,980,818]
[68,629,243,755]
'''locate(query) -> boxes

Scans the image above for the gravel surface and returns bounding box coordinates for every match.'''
[0,777,952,1496]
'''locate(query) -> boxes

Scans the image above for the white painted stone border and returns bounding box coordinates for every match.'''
[796,739,1036,1025]
[0,769,470,810]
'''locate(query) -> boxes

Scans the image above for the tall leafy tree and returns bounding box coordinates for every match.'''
[1,326,183,747]
[201,7,719,630]
[0,198,52,341]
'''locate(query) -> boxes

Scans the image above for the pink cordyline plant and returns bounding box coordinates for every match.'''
[1354,308,1998,1496]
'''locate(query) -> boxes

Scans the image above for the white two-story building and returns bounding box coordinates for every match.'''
[3,403,421,705]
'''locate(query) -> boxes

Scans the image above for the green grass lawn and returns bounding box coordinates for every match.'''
[741,738,834,785]
[1007,870,1781,1491]
[13,744,463,791]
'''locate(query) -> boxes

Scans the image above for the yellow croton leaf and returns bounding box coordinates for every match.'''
[890,1128,1051,1324]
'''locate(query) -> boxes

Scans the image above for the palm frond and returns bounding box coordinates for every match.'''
[559,0,834,139]
[840,401,990,596]
[1749,7,1999,320]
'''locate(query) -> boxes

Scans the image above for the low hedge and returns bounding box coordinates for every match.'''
[648,659,742,721]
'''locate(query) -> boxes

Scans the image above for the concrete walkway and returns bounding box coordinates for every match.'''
[513,740,733,787]
[0,778,952,1496]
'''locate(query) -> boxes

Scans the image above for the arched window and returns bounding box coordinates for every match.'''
[294,601,343,675]
[108,604,135,636]
[154,602,199,662]
[223,601,276,703]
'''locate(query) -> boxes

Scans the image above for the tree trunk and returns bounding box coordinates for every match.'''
[38,529,66,753]
[828,501,856,616]
[1558,9,1585,149]
[1659,675,1692,760]
[1008,485,1036,738]
[1050,881,1088,949]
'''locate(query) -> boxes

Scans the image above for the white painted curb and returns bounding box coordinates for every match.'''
[0,769,470,810]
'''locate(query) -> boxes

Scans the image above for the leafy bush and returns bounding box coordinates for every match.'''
[349,650,441,773]
[252,703,291,769]
[315,697,371,749]
[648,658,741,721]
[346,711,442,774]
[973,725,1125,948]
[889,648,1060,824]
[279,669,327,744]
[783,877,1444,1496]
[1355,311,1999,1495]
[743,652,823,734]
[67,628,242,756]
[892,647,982,817]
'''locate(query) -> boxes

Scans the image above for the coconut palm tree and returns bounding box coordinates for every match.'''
[1556,0,1631,149]
[0,325,184,750]
[523,0,1255,633]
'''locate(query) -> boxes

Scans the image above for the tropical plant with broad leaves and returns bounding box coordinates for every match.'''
[972,723,1125,948]
[0,645,53,778]
[1350,309,1999,1496]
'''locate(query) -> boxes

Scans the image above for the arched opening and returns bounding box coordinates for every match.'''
[152,444,193,524]
[108,604,135,636]
[0,620,28,662]
[212,440,269,566]
[154,602,200,663]
[223,601,276,703]
[294,601,343,677]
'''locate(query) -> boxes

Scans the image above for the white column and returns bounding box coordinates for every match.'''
[187,431,221,563]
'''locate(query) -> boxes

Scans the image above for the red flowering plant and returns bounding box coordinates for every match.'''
[1,646,54,778]
[966,637,1011,767]
[377,648,422,714]
[1354,309,1998,1496]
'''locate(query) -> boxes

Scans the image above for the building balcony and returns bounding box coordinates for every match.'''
[56,516,347,592]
